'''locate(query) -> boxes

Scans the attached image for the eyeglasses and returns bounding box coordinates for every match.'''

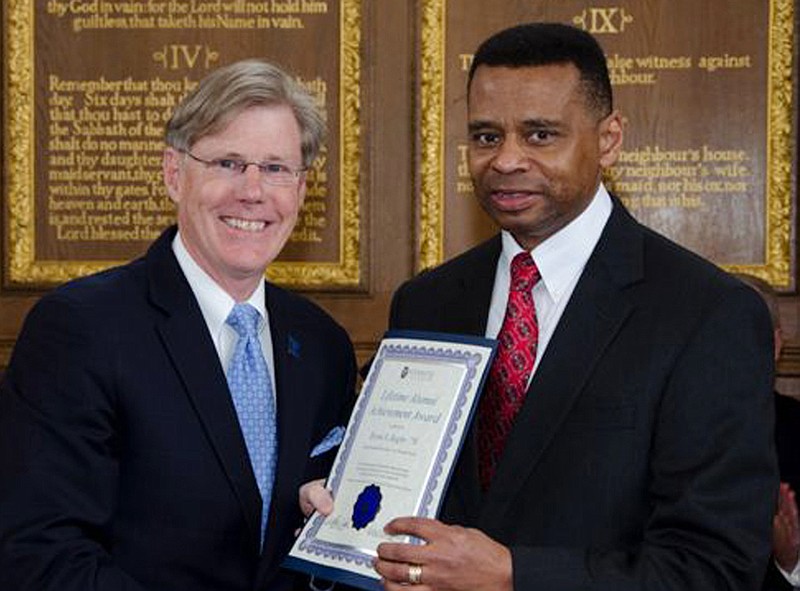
[181,150,306,187]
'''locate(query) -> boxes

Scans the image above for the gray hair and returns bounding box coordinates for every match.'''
[164,59,325,167]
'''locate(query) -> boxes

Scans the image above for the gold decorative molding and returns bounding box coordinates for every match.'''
[725,0,794,289]
[5,0,38,283]
[269,0,362,288]
[417,0,445,271]
[4,0,362,289]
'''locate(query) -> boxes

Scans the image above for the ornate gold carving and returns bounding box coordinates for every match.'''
[418,0,446,271]
[4,0,362,289]
[725,0,794,289]
[6,0,39,284]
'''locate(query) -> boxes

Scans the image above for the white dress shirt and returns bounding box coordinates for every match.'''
[485,184,612,383]
[172,232,277,393]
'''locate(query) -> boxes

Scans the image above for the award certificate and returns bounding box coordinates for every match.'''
[284,330,496,590]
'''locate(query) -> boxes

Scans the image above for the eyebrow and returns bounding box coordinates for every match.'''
[215,150,294,163]
[467,120,496,134]
[521,117,563,129]
[467,117,564,133]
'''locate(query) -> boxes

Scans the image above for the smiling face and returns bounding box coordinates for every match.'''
[163,104,305,300]
[467,63,622,250]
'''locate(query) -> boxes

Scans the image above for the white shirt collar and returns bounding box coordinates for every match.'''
[172,231,267,344]
[499,183,612,301]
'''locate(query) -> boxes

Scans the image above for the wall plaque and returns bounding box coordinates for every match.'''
[419,0,795,289]
[4,0,362,288]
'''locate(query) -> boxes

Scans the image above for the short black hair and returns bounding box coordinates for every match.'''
[468,23,613,117]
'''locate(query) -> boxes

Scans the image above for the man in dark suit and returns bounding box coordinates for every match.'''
[736,273,800,591]
[308,23,777,591]
[0,60,355,591]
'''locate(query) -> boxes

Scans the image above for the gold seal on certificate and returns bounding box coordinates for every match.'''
[284,331,496,590]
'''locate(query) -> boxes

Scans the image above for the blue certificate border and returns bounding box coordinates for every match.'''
[284,331,496,590]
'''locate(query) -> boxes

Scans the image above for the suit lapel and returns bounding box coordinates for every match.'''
[259,284,315,567]
[439,237,501,523]
[443,236,500,337]
[478,202,644,527]
[146,229,262,547]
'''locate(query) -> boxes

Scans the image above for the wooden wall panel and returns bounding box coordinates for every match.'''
[2,2,799,395]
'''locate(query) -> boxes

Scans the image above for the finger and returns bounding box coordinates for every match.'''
[374,557,410,583]
[374,558,432,587]
[376,541,427,565]
[298,479,332,517]
[384,516,444,539]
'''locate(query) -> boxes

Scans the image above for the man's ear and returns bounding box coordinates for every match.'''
[162,147,183,203]
[598,110,624,169]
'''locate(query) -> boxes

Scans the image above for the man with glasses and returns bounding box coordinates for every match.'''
[0,59,356,591]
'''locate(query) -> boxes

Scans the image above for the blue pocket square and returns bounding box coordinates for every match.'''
[310,426,345,458]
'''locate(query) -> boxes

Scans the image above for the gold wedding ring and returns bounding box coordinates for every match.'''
[408,564,423,585]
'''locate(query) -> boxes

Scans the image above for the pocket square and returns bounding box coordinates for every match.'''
[310,426,345,458]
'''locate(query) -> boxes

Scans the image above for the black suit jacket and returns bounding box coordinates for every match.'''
[389,199,777,591]
[0,227,356,591]
[775,393,800,495]
[763,393,800,591]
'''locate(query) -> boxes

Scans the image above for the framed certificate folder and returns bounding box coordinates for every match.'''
[284,330,496,590]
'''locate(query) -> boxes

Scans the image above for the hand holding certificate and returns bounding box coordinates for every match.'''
[284,331,496,590]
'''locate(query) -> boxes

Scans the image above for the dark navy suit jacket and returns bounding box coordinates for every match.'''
[0,227,356,591]
[389,198,777,591]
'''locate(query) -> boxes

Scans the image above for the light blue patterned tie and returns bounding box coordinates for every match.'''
[226,303,277,548]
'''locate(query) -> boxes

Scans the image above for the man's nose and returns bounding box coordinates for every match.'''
[491,137,531,173]
[240,164,266,199]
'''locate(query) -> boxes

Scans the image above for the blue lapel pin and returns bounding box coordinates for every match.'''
[288,335,301,358]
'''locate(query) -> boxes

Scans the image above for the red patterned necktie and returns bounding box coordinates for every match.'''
[478,252,540,491]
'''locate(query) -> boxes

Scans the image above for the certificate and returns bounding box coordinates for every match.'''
[283,331,496,590]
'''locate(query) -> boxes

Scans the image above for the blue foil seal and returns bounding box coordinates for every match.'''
[351,484,382,530]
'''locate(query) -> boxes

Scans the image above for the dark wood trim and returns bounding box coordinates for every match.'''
[0,337,13,372]
[779,342,800,376]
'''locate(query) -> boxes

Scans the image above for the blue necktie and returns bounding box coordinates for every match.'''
[226,303,277,547]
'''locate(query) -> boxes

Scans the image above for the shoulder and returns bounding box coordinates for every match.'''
[640,225,757,312]
[395,235,500,298]
[265,282,351,341]
[26,257,147,327]
[607,204,755,311]
[7,262,148,382]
